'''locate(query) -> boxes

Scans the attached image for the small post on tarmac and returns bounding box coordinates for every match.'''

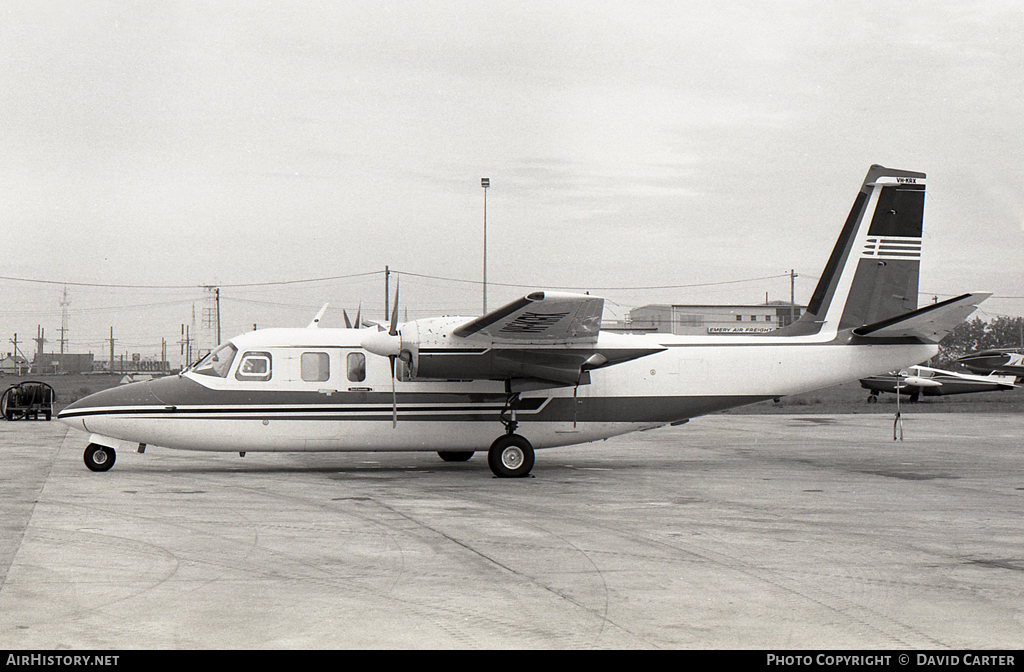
[894,372,904,441]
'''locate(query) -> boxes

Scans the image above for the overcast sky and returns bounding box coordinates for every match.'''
[2,1,1023,361]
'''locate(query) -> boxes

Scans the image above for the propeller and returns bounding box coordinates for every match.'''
[388,281,399,428]
[342,303,363,329]
[360,281,403,427]
[361,288,402,357]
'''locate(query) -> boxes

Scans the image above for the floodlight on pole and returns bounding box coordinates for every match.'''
[481,177,490,314]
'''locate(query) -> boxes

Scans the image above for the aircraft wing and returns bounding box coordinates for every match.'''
[402,292,664,388]
[852,293,991,342]
[452,291,604,344]
[908,365,1020,388]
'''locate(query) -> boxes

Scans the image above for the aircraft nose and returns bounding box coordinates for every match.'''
[58,379,172,430]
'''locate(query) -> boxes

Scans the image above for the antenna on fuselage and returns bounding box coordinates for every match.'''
[307,303,329,329]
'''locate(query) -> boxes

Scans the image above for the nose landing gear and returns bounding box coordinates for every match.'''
[84,444,116,472]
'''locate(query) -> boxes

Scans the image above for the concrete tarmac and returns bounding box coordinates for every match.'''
[1,413,1022,649]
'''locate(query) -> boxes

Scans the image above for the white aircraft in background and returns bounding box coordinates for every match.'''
[59,165,989,478]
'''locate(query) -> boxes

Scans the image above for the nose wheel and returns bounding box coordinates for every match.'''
[84,444,116,472]
[487,434,535,478]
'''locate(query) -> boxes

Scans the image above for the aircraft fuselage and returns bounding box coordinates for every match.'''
[59,326,936,454]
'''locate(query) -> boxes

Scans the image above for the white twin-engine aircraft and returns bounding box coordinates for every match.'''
[59,165,989,478]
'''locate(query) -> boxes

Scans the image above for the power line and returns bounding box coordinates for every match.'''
[0,268,800,293]
[395,270,795,292]
[4,268,1020,303]
[0,298,196,318]
[0,270,384,290]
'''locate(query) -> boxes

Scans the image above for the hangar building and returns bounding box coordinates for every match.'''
[622,301,804,335]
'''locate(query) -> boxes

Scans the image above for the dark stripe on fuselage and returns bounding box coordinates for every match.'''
[60,392,772,425]
[418,348,489,354]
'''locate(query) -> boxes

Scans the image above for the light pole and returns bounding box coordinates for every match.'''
[481,177,490,314]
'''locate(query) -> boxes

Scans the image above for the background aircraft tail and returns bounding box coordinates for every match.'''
[777,165,927,337]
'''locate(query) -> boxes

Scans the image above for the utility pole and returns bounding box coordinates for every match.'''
[10,333,23,375]
[109,327,115,375]
[33,326,46,370]
[179,324,192,369]
[384,265,390,320]
[789,269,798,326]
[59,285,70,354]
[214,287,221,345]
[481,177,490,314]
[200,287,220,354]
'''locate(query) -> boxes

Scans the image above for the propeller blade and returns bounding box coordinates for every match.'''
[389,279,400,336]
[355,303,362,329]
[389,355,397,428]
[343,309,352,329]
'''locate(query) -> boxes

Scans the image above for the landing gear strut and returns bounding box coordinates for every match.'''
[499,391,520,435]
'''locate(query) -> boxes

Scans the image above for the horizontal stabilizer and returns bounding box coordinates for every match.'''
[852,292,991,342]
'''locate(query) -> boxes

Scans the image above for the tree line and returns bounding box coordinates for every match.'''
[936,315,1024,368]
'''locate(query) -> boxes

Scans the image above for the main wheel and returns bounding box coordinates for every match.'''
[84,444,116,472]
[487,434,535,478]
[437,451,474,462]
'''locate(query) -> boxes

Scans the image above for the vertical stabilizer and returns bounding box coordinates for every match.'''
[777,165,926,337]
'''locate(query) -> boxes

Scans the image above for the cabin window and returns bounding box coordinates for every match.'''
[193,343,237,378]
[301,352,330,382]
[347,352,366,382]
[235,351,272,381]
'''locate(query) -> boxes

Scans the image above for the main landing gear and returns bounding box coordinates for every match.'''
[435,390,537,478]
[487,390,535,478]
[487,433,535,478]
[84,443,116,472]
[437,390,536,478]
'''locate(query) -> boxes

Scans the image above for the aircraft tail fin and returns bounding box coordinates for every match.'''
[776,165,927,337]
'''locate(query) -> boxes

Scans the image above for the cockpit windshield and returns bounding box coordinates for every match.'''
[191,343,238,378]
